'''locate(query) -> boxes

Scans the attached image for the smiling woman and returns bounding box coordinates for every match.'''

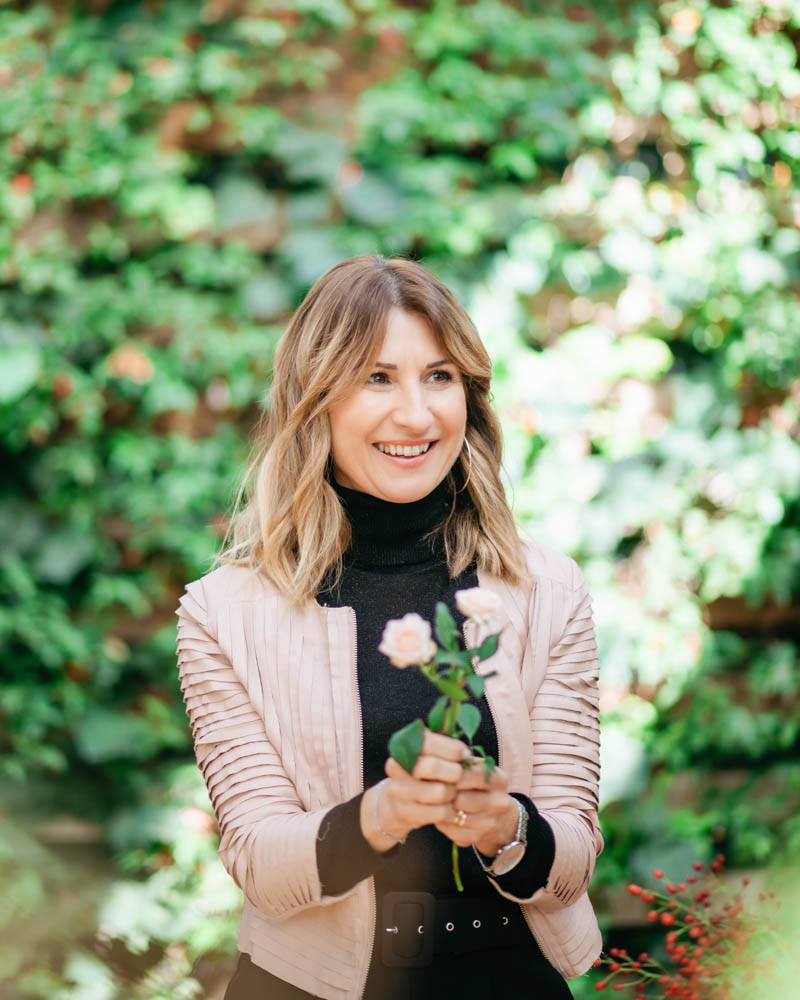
[176,255,603,1000]
[216,254,527,604]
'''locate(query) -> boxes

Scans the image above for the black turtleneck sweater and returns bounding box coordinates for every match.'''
[315,478,556,902]
[226,481,565,1000]
[316,482,562,992]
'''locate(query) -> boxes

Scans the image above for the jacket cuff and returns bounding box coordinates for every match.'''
[317,791,401,897]
[482,793,555,898]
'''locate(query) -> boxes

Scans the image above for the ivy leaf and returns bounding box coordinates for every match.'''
[427,695,448,733]
[457,703,481,742]
[0,340,42,403]
[467,674,484,698]
[388,718,425,773]
[434,601,459,650]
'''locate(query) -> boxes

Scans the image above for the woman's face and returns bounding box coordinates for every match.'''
[328,308,468,503]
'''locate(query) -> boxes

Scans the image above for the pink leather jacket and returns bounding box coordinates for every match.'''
[176,539,603,999]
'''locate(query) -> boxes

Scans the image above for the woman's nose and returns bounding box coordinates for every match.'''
[392,384,432,430]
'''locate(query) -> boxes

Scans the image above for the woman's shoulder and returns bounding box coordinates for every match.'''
[182,559,278,609]
[517,534,584,592]
[480,534,585,610]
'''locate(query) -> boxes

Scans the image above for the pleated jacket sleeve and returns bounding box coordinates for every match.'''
[176,575,336,920]
[489,552,603,914]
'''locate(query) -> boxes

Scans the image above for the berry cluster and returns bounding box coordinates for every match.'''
[592,856,785,997]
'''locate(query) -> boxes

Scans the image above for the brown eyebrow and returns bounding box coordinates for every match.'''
[374,359,452,370]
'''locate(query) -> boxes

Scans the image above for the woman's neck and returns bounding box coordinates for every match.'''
[332,479,450,568]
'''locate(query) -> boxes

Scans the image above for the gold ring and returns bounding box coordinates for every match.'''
[454,809,467,827]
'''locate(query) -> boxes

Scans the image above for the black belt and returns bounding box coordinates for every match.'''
[380,891,530,968]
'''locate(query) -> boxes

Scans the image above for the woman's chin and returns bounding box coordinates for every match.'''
[368,475,445,504]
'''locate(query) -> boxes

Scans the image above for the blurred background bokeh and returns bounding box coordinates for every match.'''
[1,1,798,997]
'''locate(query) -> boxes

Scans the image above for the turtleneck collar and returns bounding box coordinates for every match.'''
[332,478,450,569]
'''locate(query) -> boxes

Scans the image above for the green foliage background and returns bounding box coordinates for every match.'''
[1,0,798,996]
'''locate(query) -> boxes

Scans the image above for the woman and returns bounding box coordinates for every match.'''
[176,255,603,999]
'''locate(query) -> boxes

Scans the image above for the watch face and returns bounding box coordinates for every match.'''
[492,841,526,876]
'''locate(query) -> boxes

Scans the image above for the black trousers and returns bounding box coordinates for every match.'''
[223,941,572,999]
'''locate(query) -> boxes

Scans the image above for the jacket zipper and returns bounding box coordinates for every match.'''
[349,606,375,997]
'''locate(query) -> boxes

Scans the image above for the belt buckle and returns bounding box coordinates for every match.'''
[380,891,436,968]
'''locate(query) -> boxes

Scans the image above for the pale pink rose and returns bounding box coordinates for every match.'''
[379,614,437,668]
[455,587,502,622]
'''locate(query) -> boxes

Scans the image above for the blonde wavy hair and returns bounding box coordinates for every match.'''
[214,255,527,604]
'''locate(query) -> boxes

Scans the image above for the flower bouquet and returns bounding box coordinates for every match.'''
[379,587,502,891]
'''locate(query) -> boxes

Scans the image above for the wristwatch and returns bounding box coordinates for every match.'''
[473,797,528,877]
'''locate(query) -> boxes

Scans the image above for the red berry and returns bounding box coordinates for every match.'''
[661,913,676,925]
[692,861,703,870]
[628,883,643,895]
[596,982,608,991]
[653,869,664,879]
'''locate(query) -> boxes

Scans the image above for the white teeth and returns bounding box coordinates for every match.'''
[376,442,431,457]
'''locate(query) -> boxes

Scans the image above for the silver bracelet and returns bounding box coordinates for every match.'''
[372,779,406,846]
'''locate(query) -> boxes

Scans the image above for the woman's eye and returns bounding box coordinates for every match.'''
[428,369,454,383]
[367,371,390,385]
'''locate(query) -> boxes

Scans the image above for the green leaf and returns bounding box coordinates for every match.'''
[467,674,484,698]
[388,718,425,774]
[0,340,42,403]
[475,634,499,661]
[457,703,481,742]
[427,695,448,733]
[434,677,469,702]
[482,756,496,779]
[434,601,459,650]
[433,649,471,668]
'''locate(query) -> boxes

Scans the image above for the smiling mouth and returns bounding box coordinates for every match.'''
[374,441,435,457]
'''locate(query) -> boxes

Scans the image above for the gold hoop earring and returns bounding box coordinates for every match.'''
[456,438,472,494]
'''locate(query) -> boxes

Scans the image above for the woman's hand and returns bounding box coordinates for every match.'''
[435,759,519,858]
[360,730,519,858]
[360,730,470,852]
